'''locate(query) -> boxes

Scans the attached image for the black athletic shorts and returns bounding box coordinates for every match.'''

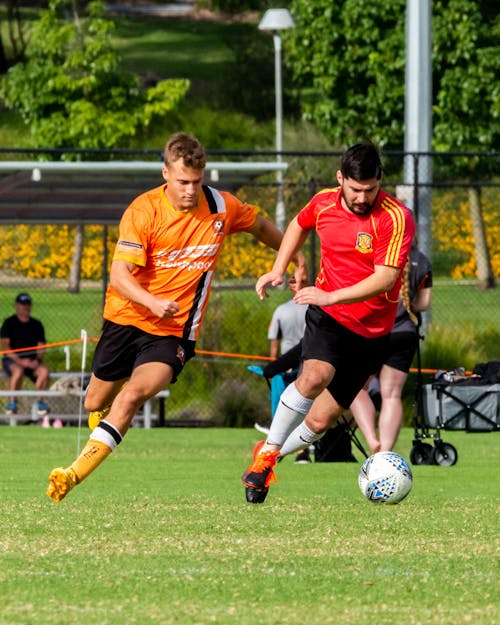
[384,331,418,373]
[2,357,38,382]
[301,306,390,409]
[91,320,196,383]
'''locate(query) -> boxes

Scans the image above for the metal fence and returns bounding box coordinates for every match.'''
[0,149,498,427]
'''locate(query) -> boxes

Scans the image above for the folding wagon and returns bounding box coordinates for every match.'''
[410,373,500,466]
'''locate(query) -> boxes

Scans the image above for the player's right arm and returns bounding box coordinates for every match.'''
[256,217,310,300]
[110,260,179,319]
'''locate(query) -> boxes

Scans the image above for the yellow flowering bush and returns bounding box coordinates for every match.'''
[217,184,279,280]
[0,224,116,279]
[0,185,497,282]
[432,189,499,279]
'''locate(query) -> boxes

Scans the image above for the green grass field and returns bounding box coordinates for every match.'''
[112,17,256,81]
[0,426,498,625]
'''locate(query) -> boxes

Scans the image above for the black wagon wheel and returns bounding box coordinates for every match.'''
[432,442,458,467]
[410,442,434,465]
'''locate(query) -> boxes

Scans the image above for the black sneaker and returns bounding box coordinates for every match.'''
[294,448,311,464]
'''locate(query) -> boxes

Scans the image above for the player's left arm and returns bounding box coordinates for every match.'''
[247,215,308,292]
[246,214,283,251]
[294,264,400,307]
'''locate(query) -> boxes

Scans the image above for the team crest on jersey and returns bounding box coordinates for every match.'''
[355,232,373,254]
[213,219,225,235]
[176,344,186,365]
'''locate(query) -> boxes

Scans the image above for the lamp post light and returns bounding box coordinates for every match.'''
[258,8,294,233]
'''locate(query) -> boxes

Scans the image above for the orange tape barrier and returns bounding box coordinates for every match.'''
[196,351,446,373]
[195,349,273,362]
[0,337,98,356]
[0,339,454,375]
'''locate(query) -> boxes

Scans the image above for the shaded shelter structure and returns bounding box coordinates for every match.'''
[0,160,288,225]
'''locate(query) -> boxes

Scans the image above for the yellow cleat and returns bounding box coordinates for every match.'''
[46,467,78,503]
[87,405,111,430]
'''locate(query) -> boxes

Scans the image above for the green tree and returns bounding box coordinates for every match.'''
[286,0,498,287]
[286,0,407,149]
[0,0,27,73]
[0,0,189,150]
[286,0,499,151]
[433,0,499,153]
[0,0,189,292]
[432,0,499,288]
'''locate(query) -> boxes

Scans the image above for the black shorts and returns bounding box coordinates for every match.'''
[2,357,38,383]
[384,331,418,373]
[91,320,196,383]
[301,306,390,409]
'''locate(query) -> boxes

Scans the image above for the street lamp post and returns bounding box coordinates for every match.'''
[258,8,294,233]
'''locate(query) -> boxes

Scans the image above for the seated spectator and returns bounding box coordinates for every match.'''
[1,293,50,420]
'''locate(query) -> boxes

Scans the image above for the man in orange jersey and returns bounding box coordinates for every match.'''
[47,132,305,502]
[242,141,415,503]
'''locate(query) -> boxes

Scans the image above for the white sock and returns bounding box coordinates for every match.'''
[280,422,325,457]
[90,420,122,450]
[266,382,314,447]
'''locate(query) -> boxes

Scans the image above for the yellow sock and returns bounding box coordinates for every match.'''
[70,439,112,483]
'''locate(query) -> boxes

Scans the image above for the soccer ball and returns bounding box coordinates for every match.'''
[358,451,413,504]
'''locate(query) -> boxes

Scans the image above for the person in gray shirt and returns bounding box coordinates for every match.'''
[267,275,308,359]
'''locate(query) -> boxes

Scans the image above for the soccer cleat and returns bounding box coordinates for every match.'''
[252,439,265,459]
[242,450,280,504]
[6,401,17,415]
[88,404,111,430]
[37,400,49,417]
[41,416,51,428]
[46,467,79,503]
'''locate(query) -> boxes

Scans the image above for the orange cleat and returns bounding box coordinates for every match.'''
[242,450,280,504]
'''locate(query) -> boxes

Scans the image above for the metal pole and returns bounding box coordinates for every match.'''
[273,32,286,233]
[404,0,432,332]
[404,0,432,260]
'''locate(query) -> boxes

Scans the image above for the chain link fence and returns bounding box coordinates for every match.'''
[0,149,498,426]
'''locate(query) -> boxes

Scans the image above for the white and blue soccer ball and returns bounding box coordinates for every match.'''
[358,451,413,504]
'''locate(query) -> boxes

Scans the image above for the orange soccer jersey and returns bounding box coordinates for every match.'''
[103,184,257,341]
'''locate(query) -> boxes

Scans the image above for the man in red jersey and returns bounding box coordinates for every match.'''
[242,141,415,503]
[47,132,305,503]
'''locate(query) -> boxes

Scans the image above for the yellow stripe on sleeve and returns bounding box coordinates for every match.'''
[381,198,406,267]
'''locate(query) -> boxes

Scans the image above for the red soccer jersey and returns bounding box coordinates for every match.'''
[104,184,257,340]
[297,186,415,338]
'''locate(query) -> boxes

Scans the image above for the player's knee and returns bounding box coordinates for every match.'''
[305,414,329,434]
[84,396,102,412]
[307,406,342,433]
[118,385,150,410]
[296,371,329,396]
